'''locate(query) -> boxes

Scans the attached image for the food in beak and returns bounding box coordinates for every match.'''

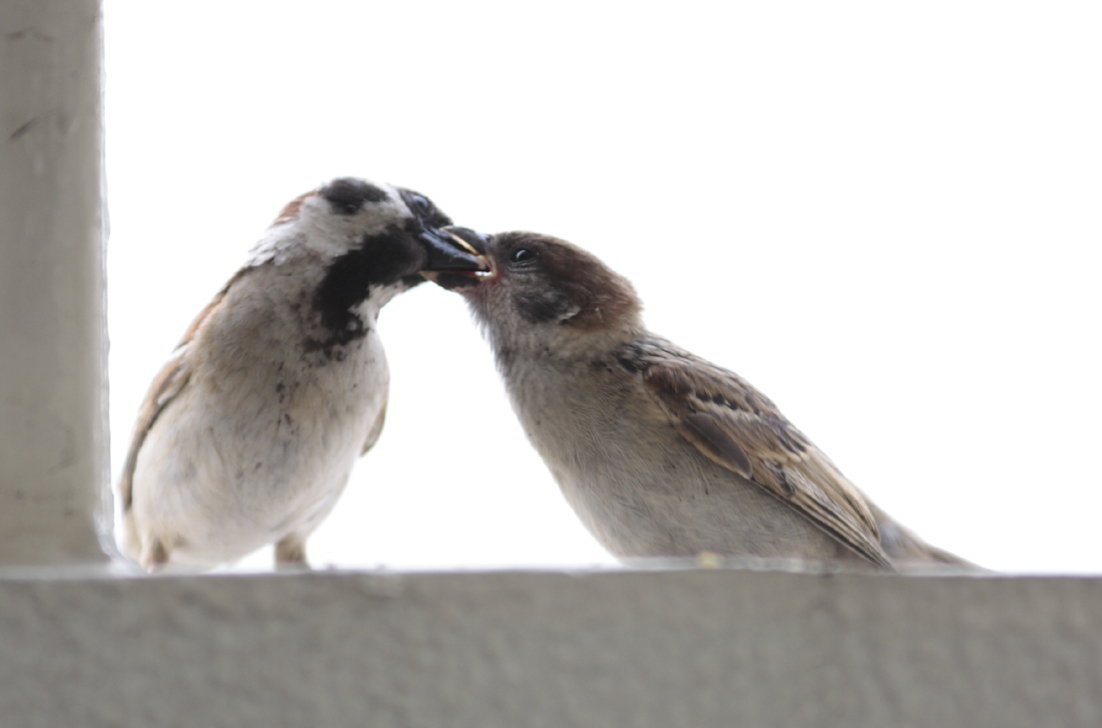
[421,226,492,288]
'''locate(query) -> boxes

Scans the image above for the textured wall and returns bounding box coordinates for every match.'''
[1,569,1099,727]
[0,0,110,563]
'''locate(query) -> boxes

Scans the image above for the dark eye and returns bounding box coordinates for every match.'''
[511,247,537,264]
[409,194,432,215]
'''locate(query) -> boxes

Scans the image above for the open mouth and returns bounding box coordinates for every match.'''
[421,226,494,289]
[421,267,493,290]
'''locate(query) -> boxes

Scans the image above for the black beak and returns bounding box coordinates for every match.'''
[440,226,488,255]
[421,226,489,273]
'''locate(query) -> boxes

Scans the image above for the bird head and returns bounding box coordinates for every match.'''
[247,177,489,339]
[255,177,487,284]
[427,231,642,363]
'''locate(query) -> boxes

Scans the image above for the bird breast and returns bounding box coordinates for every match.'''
[131,269,388,561]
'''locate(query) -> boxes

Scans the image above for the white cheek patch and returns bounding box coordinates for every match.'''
[303,185,407,257]
[245,182,410,266]
[556,303,582,324]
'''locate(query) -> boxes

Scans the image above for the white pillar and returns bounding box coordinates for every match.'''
[0,0,109,564]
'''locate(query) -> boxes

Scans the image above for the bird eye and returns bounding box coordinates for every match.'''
[511,248,537,264]
[409,194,432,215]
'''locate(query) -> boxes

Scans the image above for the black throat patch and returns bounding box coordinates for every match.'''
[309,225,422,352]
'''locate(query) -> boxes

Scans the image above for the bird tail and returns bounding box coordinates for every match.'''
[870,503,989,573]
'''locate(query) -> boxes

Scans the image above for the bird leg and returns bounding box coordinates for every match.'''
[274,535,310,570]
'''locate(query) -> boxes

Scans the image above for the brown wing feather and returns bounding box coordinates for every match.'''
[119,271,247,511]
[637,340,891,568]
[118,356,190,511]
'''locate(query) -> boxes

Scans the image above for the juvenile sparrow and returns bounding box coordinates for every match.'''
[119,177,487,571]
[431,231,970,571]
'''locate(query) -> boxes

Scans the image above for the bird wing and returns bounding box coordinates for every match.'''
[118,355,190,511]
[119,271,247,511]
[636,340,891,568]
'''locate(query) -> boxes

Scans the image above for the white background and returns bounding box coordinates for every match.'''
[105,1,1101,573]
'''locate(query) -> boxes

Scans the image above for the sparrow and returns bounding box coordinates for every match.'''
[430,231,972,572]
[118,177,487,571]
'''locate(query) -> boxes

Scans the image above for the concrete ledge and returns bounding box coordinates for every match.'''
[1,569,1099,727]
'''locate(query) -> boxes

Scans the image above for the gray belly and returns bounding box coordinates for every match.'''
[131,336,387,566]
[525,399,859,564]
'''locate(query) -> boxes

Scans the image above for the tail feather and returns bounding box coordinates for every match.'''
[869,503,988,573]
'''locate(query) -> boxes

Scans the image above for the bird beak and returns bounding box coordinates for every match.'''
[441,226,488,256]
[421,226,491,287]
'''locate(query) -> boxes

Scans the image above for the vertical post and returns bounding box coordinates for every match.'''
[0,0,109,564]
